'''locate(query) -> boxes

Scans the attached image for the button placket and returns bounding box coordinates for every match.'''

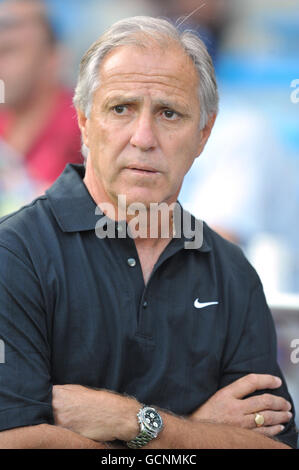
[135,281,155,339]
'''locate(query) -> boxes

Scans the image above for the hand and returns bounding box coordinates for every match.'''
[52,384,140,442]
[189,374,292,437]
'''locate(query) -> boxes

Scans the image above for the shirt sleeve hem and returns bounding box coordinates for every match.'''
[0,404,53,432]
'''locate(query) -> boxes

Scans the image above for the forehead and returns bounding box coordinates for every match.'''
[96,42,199,99]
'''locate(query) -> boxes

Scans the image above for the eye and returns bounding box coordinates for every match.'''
[112,105,128,115]
[162,109,179,120]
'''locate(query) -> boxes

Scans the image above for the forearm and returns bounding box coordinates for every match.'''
[144,412,290,449]
[0,423,108,449]
[51,386,292,449]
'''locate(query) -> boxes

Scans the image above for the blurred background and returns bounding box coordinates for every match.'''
[0,0,298,432]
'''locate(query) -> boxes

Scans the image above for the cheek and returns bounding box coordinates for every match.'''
[88,124,124,180]
[88,122,109,161]
[181,131,202,166]
[90,119,118,150]
[168,136,198,174]
[90,121,130,163]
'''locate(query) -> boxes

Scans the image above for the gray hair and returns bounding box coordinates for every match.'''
[73,16,219,159]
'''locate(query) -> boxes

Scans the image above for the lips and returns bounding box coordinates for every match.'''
[126,164,160,174]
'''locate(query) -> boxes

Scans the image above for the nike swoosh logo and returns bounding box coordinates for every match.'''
[194,299,219,309]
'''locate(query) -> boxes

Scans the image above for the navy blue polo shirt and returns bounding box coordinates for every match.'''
[0,164,297,448]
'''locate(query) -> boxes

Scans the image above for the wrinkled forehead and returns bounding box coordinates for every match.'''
[90,42,201,117]
[98,40,199,89]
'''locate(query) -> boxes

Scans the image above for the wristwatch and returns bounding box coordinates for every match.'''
[126,406,163,448]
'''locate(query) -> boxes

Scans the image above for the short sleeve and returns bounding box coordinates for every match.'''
[219,278,298,449]
[0,244,53,431]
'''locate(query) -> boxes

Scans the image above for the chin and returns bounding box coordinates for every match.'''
[125,197,158,210]
[117,187,153,205]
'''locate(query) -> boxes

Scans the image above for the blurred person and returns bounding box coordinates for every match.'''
[0,0,82,215]
[0,16,297,449]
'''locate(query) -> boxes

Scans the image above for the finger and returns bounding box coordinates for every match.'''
[224,374,282,399]
[244,394,292,414]
[243,410,292,430]
[254,410,292,427]
[240,410,290,429]
[252,425,285,437]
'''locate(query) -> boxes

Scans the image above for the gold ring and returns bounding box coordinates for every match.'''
[254,413,265,427]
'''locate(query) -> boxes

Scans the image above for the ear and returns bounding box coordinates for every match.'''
[196,113,217,157]
[77,108,90,148]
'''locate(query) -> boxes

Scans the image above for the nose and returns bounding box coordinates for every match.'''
[130,112,158,151]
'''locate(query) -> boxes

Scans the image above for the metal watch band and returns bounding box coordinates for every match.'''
[126,429,156,449]
[126,406,163,449]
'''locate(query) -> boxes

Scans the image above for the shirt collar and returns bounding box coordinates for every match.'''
[46,164,211,253]
[46,164,98,232]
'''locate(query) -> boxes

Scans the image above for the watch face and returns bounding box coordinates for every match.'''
[141,407,163,433]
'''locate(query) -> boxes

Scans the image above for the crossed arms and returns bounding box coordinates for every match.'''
[0,245,297,449]
[0,373,295,449]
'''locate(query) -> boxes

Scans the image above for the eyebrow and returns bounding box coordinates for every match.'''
[102,95,191,114]
[102,95,140,108]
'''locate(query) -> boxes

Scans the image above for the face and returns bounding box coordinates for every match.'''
[80,41,215,210]
[0,3,54,107]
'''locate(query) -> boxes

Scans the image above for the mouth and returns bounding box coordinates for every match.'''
[125,165,160,175]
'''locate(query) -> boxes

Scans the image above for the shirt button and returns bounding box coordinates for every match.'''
[143,301,148,308]
[127,257,136,267]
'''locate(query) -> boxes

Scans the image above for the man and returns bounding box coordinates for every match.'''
[0,16,297,449]
[0,0,82,215]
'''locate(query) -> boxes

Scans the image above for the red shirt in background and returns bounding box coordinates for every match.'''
[0,88,83,185]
